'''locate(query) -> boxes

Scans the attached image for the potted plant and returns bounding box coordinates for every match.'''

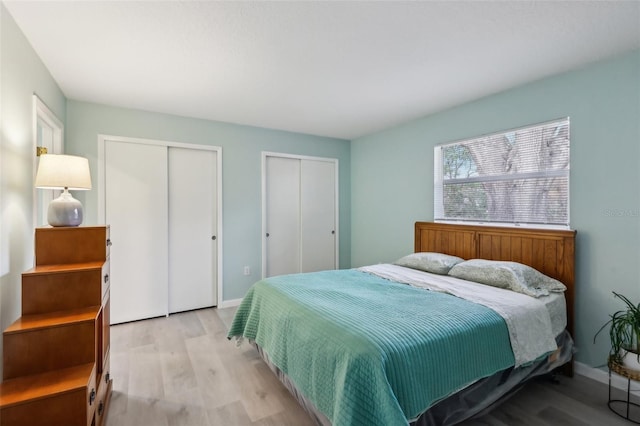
[594,291,640,372]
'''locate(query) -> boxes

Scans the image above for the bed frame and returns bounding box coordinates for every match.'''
[415,221,577,375]
[244,222,577,425]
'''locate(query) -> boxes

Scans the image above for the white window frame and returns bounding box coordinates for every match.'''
[434,118,570,230]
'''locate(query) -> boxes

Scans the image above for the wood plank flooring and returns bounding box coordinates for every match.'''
[107,307,639,426]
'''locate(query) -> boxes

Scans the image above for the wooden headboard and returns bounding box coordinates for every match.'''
[415,221,577,372]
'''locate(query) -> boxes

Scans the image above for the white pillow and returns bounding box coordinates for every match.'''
[393,252,464,275]
[448,259,566,297]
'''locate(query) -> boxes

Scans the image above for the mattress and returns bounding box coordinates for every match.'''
[254,330,574,426]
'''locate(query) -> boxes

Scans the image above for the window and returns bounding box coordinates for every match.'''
[434,118,570,228]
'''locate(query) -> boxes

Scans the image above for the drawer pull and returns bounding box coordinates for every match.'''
[98,401,104,416]
[104,274,109,284]
[89,388,96,405]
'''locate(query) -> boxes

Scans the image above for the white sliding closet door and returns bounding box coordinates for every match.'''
[300,159,336,272]
[265,156,301,277]
[105,141,169,324]
[264,154,337,278]
[168,147,217,313]
[101,136,220,324]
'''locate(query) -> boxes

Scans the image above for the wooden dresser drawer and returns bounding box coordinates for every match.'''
[35,226,110,265]
[22,263,104,315]
[3,307,99,380]
[0,363,96,426]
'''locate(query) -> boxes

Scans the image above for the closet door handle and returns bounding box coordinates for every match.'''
[211,235,217,240]
[266,233,270,237]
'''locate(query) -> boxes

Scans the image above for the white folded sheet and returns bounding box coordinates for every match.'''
[358,264,562,367]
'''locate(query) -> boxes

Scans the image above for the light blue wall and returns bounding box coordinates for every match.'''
[3,0,638,371]
[351,50,640,367]
[65,101,351,302]
[0,3,66,375]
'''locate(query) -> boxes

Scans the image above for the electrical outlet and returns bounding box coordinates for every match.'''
[243,266,251,276]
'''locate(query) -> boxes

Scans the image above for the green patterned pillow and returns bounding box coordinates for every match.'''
[394,252,464,275]
[448,259,566,297]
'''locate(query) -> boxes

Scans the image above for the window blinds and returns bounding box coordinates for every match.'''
[434,118,570,227]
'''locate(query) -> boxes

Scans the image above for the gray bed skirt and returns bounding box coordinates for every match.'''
[251,330,574,426]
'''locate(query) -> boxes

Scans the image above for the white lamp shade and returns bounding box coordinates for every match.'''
[35,154,92,190]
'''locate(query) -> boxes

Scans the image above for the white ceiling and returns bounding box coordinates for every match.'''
[4,1,640,140]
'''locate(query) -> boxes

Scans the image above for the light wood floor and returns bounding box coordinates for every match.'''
[106,307,639,426]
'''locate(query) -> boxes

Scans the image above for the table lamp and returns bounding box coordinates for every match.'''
[34,154,92,227]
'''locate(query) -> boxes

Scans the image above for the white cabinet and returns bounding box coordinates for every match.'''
[99,136,220,324]
[263,154,338,278]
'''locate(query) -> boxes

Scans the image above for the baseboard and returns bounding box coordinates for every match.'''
[218,298,242,309]
[575,361,640,396]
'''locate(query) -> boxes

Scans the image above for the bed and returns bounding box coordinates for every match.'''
[228,222,577,425]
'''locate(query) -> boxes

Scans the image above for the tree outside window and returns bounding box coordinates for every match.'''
[436,118,570,227]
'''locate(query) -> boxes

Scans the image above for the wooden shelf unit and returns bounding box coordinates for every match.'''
[0,226,112,426]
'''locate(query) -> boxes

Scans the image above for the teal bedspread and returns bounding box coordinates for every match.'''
[227,269,515,426]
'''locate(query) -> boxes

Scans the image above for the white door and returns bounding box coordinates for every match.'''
[300,159,336,272]
[168,147,217,313]
[35,120,56,227]
[33,95,63,227]
[265,156,301,277]
[105,141,169,324]
[264,154,338,278]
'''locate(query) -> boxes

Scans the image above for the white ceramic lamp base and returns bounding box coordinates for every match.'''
[47,189,84,227]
